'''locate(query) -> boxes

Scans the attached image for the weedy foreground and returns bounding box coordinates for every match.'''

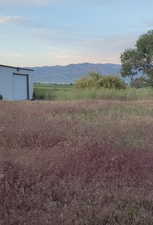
[1,100,153,225]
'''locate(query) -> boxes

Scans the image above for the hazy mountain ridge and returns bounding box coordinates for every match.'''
[31,63,121,84]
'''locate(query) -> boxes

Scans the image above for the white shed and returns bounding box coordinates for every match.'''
[0,64,34,100]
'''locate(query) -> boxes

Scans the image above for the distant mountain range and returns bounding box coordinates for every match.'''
[31,63,121,84]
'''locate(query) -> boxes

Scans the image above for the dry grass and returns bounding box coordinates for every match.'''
[1,100,153,224]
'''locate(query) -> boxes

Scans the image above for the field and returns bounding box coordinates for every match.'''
[34,83,153,101]
[1,99,153,224]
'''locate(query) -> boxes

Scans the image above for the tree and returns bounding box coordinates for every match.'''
[121,30,153,86]
[121,49,140,82]
[131,77,148,88]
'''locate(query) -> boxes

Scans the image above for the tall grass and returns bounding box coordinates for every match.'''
[34,85,153,101]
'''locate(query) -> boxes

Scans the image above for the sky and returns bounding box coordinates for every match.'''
[0,0,152,66]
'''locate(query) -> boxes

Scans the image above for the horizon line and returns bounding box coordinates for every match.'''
[27,62,122,68]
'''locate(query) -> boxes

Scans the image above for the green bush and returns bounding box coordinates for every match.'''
[97,75,126,89]
[75,72,126,89]
[75,72,99,88]
[0,94,3,100]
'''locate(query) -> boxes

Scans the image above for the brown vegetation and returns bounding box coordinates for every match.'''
[1,100,153,224]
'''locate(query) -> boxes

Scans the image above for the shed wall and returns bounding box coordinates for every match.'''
[0,67,33,100]
[0,67,13,100]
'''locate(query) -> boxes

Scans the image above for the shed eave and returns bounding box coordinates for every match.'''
[0,64,34,72]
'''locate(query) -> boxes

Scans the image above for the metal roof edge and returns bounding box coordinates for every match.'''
[0,64,34,72]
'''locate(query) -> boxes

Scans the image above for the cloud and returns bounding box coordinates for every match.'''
[0,0,114,6]
[27,25,139,65]
[0,13,139,66]
[0,16,28,25]
[0,16,42,29]
[0,0,57,6]
[0,33,137,66]
[37,32,138,65]
[47,48,120,65]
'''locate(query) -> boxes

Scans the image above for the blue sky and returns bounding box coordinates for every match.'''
[0,0,152,66]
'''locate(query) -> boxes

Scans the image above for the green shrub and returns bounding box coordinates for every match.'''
[75,72,126,89]
[97,76,126,89]
[75,72,99,88]
[0,94,3,100]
